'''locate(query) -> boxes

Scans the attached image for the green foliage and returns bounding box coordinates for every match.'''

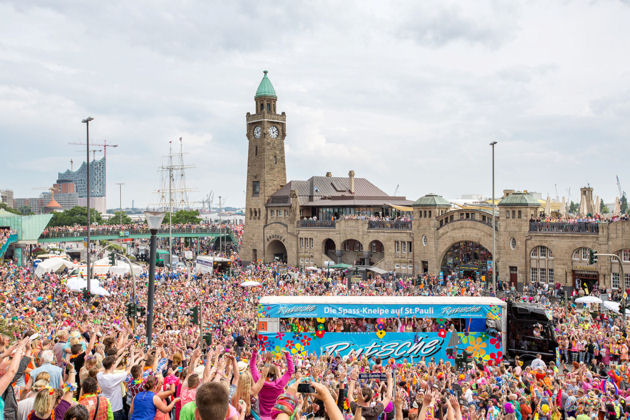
[0,203,20,215]
[169,209,201,224]
[621,195,628,215]
[568,201,579,214]
[0,317,20,340]
[48,206,104,227]
[17,206,34,215]
[600,199,609,214]
[111,211,133,225]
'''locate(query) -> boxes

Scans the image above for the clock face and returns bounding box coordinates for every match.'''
[269,126,279,139]
[253,126,262,138]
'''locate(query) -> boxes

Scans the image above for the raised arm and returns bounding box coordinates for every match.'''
[381,367,394,407]
[249,348,260,383]
[251,365,269,396]
[275,352,294,388]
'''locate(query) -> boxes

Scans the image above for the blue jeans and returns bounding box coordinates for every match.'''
[113,410,126,420]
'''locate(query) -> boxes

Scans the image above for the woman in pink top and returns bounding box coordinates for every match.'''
[249,349,294,420]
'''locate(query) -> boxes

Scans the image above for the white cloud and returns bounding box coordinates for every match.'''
[1,0,629,208]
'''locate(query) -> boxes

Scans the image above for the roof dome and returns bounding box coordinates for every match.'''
[412,193,451,207]
[255,70,277,98]
[45,198,62,210]
[498,191,539,207]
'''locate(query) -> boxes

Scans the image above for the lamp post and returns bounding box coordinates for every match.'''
[490,141,498,293]
[145,210,165,348]
[82,117,94,297]
[116,183,124,224]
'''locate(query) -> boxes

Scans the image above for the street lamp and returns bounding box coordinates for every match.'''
[490,141,498,293]
[82,117,94,297]
[144,210,165,347]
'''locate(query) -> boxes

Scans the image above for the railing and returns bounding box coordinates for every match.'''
[297,219,336,229]
[437,217,497,231]
[529,222,599,234]
[40,226,231,239]
[367,221,412,230]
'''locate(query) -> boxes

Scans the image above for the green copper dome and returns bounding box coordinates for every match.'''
[498,191,539,207]
[255,70,277,98]
[412,193,451,207]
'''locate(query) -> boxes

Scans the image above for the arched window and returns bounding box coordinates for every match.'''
[572,247,592,261]
[530,246,554,284]
[530,246,552,259]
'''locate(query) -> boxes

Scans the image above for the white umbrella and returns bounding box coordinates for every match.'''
[305,266,318,271]
[603,301,630,315]
[575,296,602,304]
[544,196,551,217]
[66,277,111,297]
[240,280,261,287]
[614,197,621,217]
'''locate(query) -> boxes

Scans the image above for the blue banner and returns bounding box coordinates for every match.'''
[258,331,503,364]
[258,303,499,319]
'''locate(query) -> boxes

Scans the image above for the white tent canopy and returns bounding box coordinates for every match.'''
[66,277,111,296]
[240,280,261,287]
[108,261,143,276]
[575,296,603,304]
[603,300,630,315]
[35,258,77,278]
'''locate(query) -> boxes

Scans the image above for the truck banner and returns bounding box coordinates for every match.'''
[258,303,499,319]
[257,331,503,364]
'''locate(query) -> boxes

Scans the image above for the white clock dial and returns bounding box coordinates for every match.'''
[269,126,279,139]
[253,126,262,138]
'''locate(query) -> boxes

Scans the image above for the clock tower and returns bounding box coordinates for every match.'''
[242,70,287,263]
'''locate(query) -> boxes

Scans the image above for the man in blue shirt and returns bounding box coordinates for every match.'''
[29,350,63,389]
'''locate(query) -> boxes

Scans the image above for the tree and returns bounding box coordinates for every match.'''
[0,203,20,215]
[111,211,133,225]
[600,199,609,214]
[17,206,34,215]
[569,201,579,214]
[169,209,201,224]
[48,206,104,227]
[621,195,628,215]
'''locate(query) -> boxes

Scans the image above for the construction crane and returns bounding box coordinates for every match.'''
[68,139,118,161]
[617,175,626,198]
[393,184,400,196]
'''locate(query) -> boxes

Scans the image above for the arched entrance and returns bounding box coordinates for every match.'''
[340,239,363,265]
[266,240,287,263]
[441,241,492,279]
[323,238,336,260]
[368,240,384,265]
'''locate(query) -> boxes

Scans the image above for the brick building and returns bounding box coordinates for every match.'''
[241,72,630,290]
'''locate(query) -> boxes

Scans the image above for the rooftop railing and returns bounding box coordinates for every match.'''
[297,219,336,229]
[367,220,412,230]
[529,222,599,234]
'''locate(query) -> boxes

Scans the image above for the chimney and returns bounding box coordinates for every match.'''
[325,172,332,177]
[348,170,355,194]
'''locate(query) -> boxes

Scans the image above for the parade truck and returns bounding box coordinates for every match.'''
[257,296,557,365]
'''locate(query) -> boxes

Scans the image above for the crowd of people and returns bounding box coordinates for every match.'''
[40,223,240,239]
[2,248,630,420]
[0,229,15,250]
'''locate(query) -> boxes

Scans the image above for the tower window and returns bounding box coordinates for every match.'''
[260,103,263,111]
[255,146,258,156]
[274,155,277,164]
[267,103,271,112]
[273,104,276,113]
[252,181,260,197]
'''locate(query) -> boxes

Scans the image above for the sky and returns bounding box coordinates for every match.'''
[1,0,629,209]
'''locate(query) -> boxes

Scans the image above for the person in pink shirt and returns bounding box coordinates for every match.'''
[249,349,294,420]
